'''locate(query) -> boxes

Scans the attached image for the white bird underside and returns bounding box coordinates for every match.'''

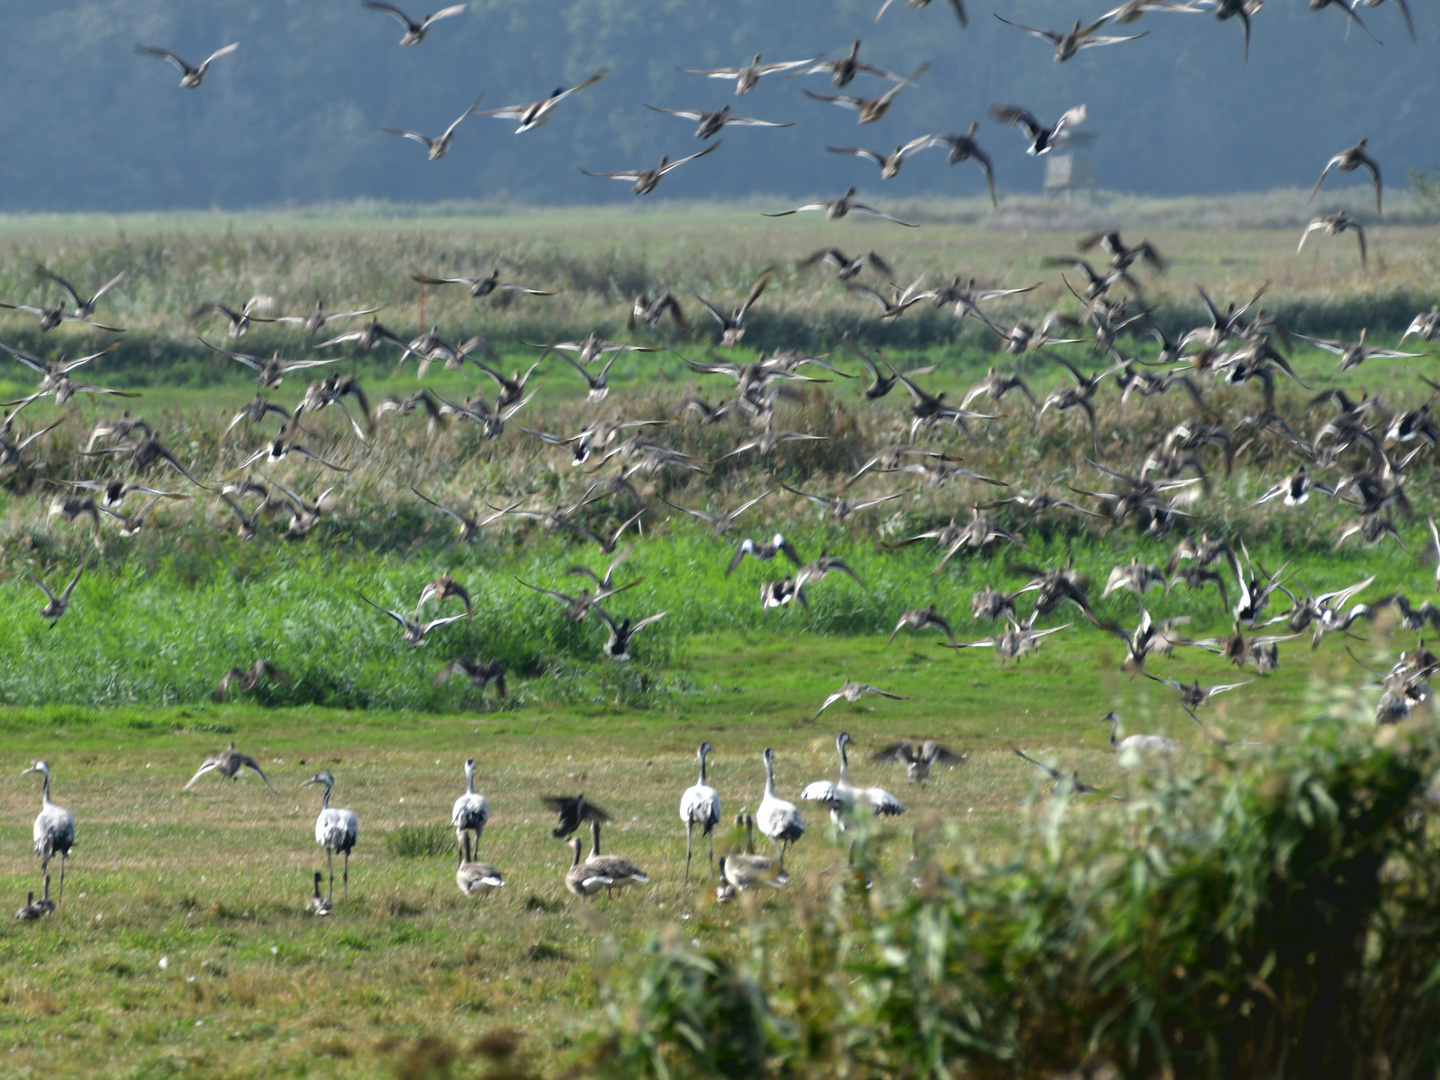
[679,783,721,829]
[34,805,75,860]
[316,807,359,851]
[452,792,491,832]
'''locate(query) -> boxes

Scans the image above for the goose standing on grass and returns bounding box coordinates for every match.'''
[451,758,491,854]
[456,833,505,897]
[801,732,904,829]
[679,742,722,883]
[306,871,332,916]
[565,836,613,900]
[23,761,75,903]
[585,818,650,898]
[719,814,790,893]
[301,771,358,905]
[757,748,805,865]
[182,742,282,793]
[1096,710,1178,753]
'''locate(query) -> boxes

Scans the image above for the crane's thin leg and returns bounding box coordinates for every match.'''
[684,822,694,884]
[57,854,66,905]
[708,830,715,877]
[343,850,349,904]
[327,849,335,903]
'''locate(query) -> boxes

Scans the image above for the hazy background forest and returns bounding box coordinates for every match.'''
[2,0,1436,211]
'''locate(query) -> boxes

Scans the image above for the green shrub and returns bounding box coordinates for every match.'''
[385,824,455,859]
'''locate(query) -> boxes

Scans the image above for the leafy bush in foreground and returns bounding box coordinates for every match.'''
[589,713,1440,1079]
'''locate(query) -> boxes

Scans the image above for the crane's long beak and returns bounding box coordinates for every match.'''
[299,777,318,788]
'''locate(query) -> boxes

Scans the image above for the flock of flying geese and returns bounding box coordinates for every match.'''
[8,0,1440,918]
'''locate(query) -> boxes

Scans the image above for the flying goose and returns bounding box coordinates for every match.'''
[412,269,554,300]
[302,771,358,904]
[584,818,650,898]
[434,657,506,700]
[779,481,901,523]
[202,339,339,387]
[1296,329,1419,372]
[804,63,930,124]
[717,427,828,463]
[362,2,467,44]
[1298,211,1366,265]
[1310,139,1383,213]
[679,742,722,882]
[0,419,63,470]
[520,575,640,621]
[1357,0,1414,39]
[380,94,484,160]
[417,571,472,620]
[689,270,771,346]
[541,794,611,839]
[761,577,807,612]
[526,332,661,366]
[889,606,956,646]
[942,614,1072,662]
[272,300,381,335]
[316,316,408,352]
[726,533,803,575]
[456,833,505,897]
[810,679,905,722]
[677,54,820,96]
[1204,0,1264,62]
[875,0,968,27]
[827,135,938,179]
[993,14,1146,60]
[212,662,289,704]
[799,248,893,282]
[476,71,609,133]
[24,761,75,903]
[1306,0,1380,41]
[929,125,997,206]
[1101,557,1166,599]
[135,42,239,87]
[434,391,535,439]
[32,267,125,326]
[1143,677,1252,723]
[757,748,805,865]
[1011,745,1117,797]
[961,367,1038,410]
[217,492,267,541]
[360,593,466,645]
[791,41,901,87]
[235,425,348,473]
[763,187,917,226]
[582,141,721,196]
[971,586,1019,622]
[1102,0,1207,19]
[871,739,965,783]
[1252,465,1335,507]
[182,741,282,792]
[662,491,770,535]
[592,604,668,661]
[628,291,687,330]
[226,395,291,433]
[989,103,1087,155]
[31,567,83,626]
[192,297,276,338]
[645,104,792,139]
[801,732,904,828]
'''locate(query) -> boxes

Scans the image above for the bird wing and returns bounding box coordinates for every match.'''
[658,141,722,174]
[1076,31,1148,46]
[644,104,706,121]
[380,126,433,147]
[859,684,905,700]
[758,56,822,75]
[676,65,744,78]
[424,4,468,26]
[36,267,83,308]
[989,104,1042,138]
[804,90,864,112]
[1204,680,1253,697]
[799,781,843,807]
[1143,672,1185,692]
[360,593,410,629]
[829,146,887,166]
[993,13,1063,41]
[737,270,773,319]
[630,611,669,635]
[181,758,222,790]
[1011,744,1063,782]
[421,614,469,634]
[239,755,282,794]
[363,1,417,28]
[582,168,646,182]
[848,201,918,227]
[202,42,240,67]
[726,115,792,128]
[135,45,191,73]
[811,692,845,719]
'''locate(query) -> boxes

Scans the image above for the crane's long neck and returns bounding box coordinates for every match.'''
[697,751,708,786]
[763,755,777,798]
[465,766,476,796]
[744,816,755,855]
[40,769,52,805]
[320,783,332,810]
[837,740,851,785]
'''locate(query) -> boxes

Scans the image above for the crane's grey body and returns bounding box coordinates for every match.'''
[678,741,722,882]
[451,758,491,852]
[24,761,75,905]
[302,770,358,904]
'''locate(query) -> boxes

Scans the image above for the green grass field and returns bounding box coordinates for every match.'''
[0,203,1438,1078]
